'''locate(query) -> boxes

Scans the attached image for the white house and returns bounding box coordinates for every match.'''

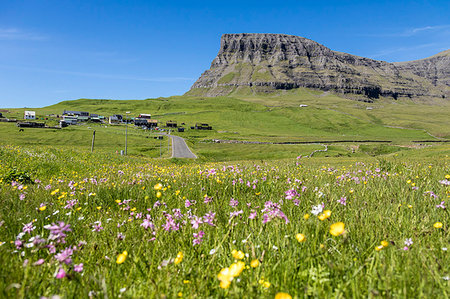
[24,111,36,120]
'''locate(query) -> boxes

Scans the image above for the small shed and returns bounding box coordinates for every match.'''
[195,123,212,130]
[138,114,152,119]
[166,120,177,128]
[24,111,36,120]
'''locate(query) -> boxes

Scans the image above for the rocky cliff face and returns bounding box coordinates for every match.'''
[188,33,449,100]
[394,50,450,87]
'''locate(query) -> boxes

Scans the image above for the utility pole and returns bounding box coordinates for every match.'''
[91,130,96,153]
[125,111,130,155]
[168,130,170,156]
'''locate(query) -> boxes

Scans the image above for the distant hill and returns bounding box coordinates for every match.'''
[187,33,449,101]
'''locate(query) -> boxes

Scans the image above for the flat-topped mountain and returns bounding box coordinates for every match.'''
[187,33,449,100]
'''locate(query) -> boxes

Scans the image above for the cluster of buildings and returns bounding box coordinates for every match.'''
[21,110,212,131]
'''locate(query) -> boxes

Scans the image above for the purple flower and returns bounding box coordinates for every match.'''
[338,197,347,205]
[64,199,78,209]
[55,247,73,265]
[248,211,257,219]
[436,201,446,209]
[439,179,450,186]
[45,184,52,190]
[190,216,203,229]
[204,196,213,204]
[193,231,205,246]
[45,222,71,243]
[117,232,125,240]
[285,189,298,200]
[92,221,103,232]
[15,239,23,249]
[203,212,216,226]
[141,218,154,230]
[22,222,36,234]
[162,214,179,231]
[19,193,26,200]
[185,199,195,208]
[74,263,83,272]
[229,198,239,207]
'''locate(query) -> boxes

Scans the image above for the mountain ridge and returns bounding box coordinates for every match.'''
[187,33,449,101]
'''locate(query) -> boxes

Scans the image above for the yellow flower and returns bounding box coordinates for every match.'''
[50,189,59,195]
[303,214,310,220]
[381,240,389,247]
[174,251,183,264]
[329,222,345,236]
[375,245,384,251]
[275,292,292,299]
[318,214,327,221]
[177,292,182,297]
[232,250,245,260]
[433,222,443,229]
[250,259,260,268]
[263,281,271,288]
[144,195,149,200]
[154,183,163,190]
[229,261,245,277]
[219,279,231,289]
[97,206,102,210]
[295,233,306,243]
[116,251,128,264]
[156,191,162,198]
[323,210,332,218]
[183,280,191,284]
[38,206,46,211]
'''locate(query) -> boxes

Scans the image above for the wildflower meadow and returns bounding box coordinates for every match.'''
[0,144,448,298]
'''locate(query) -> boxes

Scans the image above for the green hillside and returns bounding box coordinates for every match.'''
[2,88,449,161]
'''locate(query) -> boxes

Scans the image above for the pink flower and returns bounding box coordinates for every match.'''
[33,259,45,266]
[74,263,83,272]
[248,211,257,219]
[55,268,66,279]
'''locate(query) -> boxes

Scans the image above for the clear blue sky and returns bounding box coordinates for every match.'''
[1,0,449,108]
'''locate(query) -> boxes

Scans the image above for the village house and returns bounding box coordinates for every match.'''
[63,110,89,117]
[109,114,123,124]
[24,111,36,120]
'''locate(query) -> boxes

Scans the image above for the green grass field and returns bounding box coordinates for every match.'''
[0,89,449,297]
[0,144,448,298]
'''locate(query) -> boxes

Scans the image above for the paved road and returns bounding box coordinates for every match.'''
[170,135,197,158]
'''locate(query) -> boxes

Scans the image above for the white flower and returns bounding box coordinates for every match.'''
[443,276,449,281]
[119,288,126,293]
[442,247,447,251]
[25,243,34,248]
[311,204,323,215]
[404,238,413,246]
[272,245,278,250]
[17,232,25,239]
[209,249,216,255]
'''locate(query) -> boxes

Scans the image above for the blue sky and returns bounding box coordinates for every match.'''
[0,0,449,108]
